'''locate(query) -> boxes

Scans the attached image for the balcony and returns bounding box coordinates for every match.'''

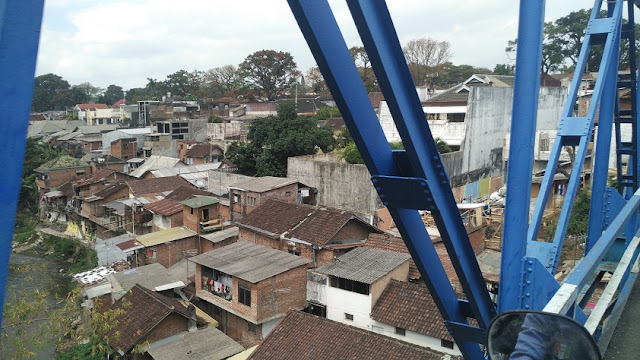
[200,217,223,232]
[200,275,232,301]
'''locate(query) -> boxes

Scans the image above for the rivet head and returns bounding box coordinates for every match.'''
[525,305,530,309]
[526,280,531,285]
[526,293,530,297]
[528,267,533,272]
[528,260,533,265]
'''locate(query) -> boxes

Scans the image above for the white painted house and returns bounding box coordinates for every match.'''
[307,246,462,356]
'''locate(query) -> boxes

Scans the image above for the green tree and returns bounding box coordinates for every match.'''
[314,106,341,120]
[103,85,124,105]
[31,74,72,112]
[493,64,515,76]
[431,63,492,87]
[239,50,301,101]
[226,103,334,176]
[73,82,103,103]
[163,70,202,97]
[20,138,63,211]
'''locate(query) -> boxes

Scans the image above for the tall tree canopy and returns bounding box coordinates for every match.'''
[31,74,72,112]
[204,65,243,98]
[103,85,124,105]
[349,46,378,92]
[226,103,334,176]
[506,8,640,74]
[403,37,453,86]
[239,50,301,101]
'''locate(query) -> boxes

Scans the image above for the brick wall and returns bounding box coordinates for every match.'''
[170,212,184,228]
[154,236,197,267]
[467,225,487,255]
[255,265,307,321]
[183,204,221,233]
[140,312,188,350]
[44,166,92,189]
[200,236,236,254]
[232,183,299,219]
[111,139,137,160]
[332,219,373,242]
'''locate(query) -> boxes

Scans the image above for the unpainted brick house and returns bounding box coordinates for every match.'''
[190,241,310,348]
[229,176,316,220]
[236,199,381,267]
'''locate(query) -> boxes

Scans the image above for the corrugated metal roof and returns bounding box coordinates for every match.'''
[180,195,219,208]
[150,163,221,178]
[314,247,410,284]
[129,155,185,178]
[137,227,196,247]
[189,241,310,283]
[146,326,243,360]
[230,176,298,193]
[201,227,239,243]
[144,198,183,216]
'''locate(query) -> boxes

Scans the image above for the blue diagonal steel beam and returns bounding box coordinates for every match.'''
[344,0,495,329]
[288,1,487,358]
[0,0,46,331]
[498,0,546,312]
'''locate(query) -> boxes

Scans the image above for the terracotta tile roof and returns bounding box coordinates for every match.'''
[366,233,421,280]
[76,103,109,110]
[92,182,128,199]
[370,280,454,341]
[112,99,125,108]
[73,168,114,188]
[185,144,212,158]
[248,311,455,360]
[165,185,211,201]
[236,200,313,238]
[144,198,183,216]
[237,200,379,246]
[288,208,355,247]
[126,176,192,196]
[105,284,204,354]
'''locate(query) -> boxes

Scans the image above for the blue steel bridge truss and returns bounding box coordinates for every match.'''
[1,0,640,359]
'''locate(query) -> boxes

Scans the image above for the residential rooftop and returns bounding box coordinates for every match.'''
[146,326,244,360]
[314,246,410,284]
[230,176,299,193]
[104,284,205,355]
[248,311,455,360]
[370,279,453,341]
[236,199,379,246]
[180,195,219,208]
[35,155,88,171]
[127,175,192,196]
[137,226,196,247]
[189,241,311,283]
[110,263,185,299]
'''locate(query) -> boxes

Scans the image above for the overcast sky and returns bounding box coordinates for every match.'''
[36,0,596,90]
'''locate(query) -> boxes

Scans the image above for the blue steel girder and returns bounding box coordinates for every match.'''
[498,0,547,312]
[526,0,625,274]
[0,0,46,331]
[288,1,493,358]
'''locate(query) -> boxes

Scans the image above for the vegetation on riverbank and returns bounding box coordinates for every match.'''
[27,234,98,274]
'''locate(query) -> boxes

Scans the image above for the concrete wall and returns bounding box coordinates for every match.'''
[287,153,381,221]
[444,86,565,190]
[208,170,253,193]
[102,129,148,152]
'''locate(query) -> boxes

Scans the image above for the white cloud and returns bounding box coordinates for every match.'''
[35,0,596,89]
